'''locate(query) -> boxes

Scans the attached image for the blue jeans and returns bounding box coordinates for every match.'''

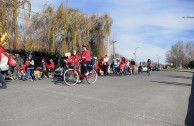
[24,68,35,80]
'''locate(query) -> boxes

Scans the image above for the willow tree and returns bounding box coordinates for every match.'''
[89,14,113,59]
[10,0,31,50]
[26,4,112,58]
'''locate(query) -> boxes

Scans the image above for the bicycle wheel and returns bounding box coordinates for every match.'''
[86,70,98,84]
[64,69,79,86]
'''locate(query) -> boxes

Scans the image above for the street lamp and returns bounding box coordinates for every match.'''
[134,47,140,65]
[112,41,117,58]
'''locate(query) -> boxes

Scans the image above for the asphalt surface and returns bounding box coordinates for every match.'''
[0,71,193,126]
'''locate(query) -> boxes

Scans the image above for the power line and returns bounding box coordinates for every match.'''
[182,16,194,18]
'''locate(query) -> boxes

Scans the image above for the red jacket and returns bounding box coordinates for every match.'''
[67,55,79,63]
[120,59,127,65]
[81,50,91,63]
[18,65,27,73]
[46,62,55,70]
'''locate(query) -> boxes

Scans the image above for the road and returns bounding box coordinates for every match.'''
[0,71,193,126]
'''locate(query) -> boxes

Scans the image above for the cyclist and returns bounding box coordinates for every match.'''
[147,59,152,74]
[80,44,91,76]
[67,50,79,68]
[129,59,135,75]
[119,57,127,72]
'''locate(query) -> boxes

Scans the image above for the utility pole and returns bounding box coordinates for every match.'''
[106,37,110,57]
[112,41,116,58]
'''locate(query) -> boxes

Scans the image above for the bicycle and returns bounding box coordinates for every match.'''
[119,65,129,76]
[63,60,98,86]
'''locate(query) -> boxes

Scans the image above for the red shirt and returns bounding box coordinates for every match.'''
[67,54,79,66]
[46,62,55,70]
[120,59,127,65]
[67,55,79,63]
[81,50,91,63]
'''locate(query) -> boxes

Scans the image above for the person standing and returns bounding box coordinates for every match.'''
[0,34,16,89]
[39,58,49,80]
[102,55,110,76]
[23,55,36,81]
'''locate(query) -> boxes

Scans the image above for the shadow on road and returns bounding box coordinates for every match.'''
[185,73,194,126]
[163,75,192,80]
[151,81,191,86]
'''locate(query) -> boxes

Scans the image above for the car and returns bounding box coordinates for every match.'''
[152,66,161,71]
[142,66,148,72]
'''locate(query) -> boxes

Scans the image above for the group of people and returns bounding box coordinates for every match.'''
[0,33,153,89]
[0,41,94,89]
[96,56,152,76]
[97,56,136,76]
[20,44,94,82]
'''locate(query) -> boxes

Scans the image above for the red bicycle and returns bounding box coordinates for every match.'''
[63,61,98,86]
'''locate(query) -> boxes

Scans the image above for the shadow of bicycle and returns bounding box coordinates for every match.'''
[185,72,194,126]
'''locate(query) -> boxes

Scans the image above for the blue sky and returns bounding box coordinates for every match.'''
[30,0,194,64]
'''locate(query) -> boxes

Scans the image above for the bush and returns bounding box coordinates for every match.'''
[188,60,194,68]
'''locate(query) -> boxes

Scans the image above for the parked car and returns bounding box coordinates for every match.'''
[142,66,148,72]
[152,66,161,71]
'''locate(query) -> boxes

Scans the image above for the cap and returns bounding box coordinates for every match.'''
[82,44,88,48]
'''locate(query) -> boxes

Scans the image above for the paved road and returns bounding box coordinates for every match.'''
[0,71,193,126]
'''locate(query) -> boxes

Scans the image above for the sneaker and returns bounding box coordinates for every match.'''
[77,80,82,83]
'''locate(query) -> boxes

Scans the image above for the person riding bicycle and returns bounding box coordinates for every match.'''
[67,50,79,68]
[147,59,152,73]
[119,57,127,72]
[129,59,135,74]
[80,44,91,76]
[111,59,118,72]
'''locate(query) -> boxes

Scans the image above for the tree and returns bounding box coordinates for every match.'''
[0,1,113,60]
[0,0,31,50]
[188,60,194,68]
[166,41,194,69]
[166,41,185,69]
